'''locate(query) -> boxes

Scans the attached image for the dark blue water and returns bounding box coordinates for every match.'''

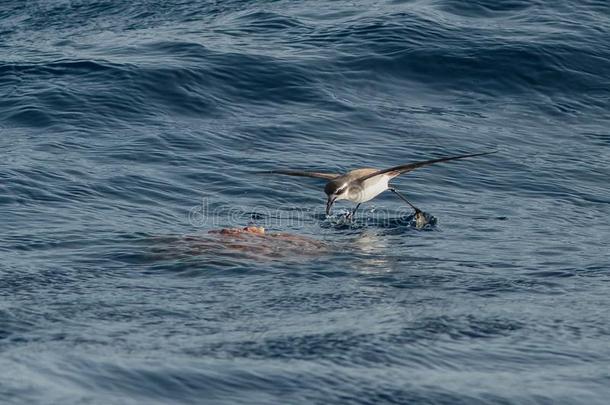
[2,1,610,403]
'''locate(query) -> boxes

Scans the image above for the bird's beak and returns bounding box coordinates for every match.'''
[326,196,336,216]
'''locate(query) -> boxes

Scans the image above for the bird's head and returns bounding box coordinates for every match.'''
[324,181,349,215]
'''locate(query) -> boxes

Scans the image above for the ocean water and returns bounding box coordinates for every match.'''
[1,0,610,403]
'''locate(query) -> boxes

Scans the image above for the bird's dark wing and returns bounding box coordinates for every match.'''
[259,170,340,180]
[356,151,497,182]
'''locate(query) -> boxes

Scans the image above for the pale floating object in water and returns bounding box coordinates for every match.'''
[152,226,328,261]
[209,226,266,236]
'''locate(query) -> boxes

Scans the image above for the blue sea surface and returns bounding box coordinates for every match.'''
[1,0,610,404]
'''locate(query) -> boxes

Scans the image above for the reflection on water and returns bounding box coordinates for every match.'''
[350,232,392,274]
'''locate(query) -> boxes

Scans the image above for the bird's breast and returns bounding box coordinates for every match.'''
[348,175,390,203]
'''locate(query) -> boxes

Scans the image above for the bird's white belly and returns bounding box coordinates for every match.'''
[348,176,390,203]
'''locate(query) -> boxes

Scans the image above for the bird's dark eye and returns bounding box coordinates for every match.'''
[336,187,346,195]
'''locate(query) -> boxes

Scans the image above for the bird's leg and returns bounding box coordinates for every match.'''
[345,203,361,221]
[389,188,431,229]
[388,188,422,214]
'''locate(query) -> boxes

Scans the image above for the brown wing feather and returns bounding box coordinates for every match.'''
[357,151,497,182]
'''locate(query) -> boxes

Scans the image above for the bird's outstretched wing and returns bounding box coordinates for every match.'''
[259,170,340,180]
[357,151,497,182]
